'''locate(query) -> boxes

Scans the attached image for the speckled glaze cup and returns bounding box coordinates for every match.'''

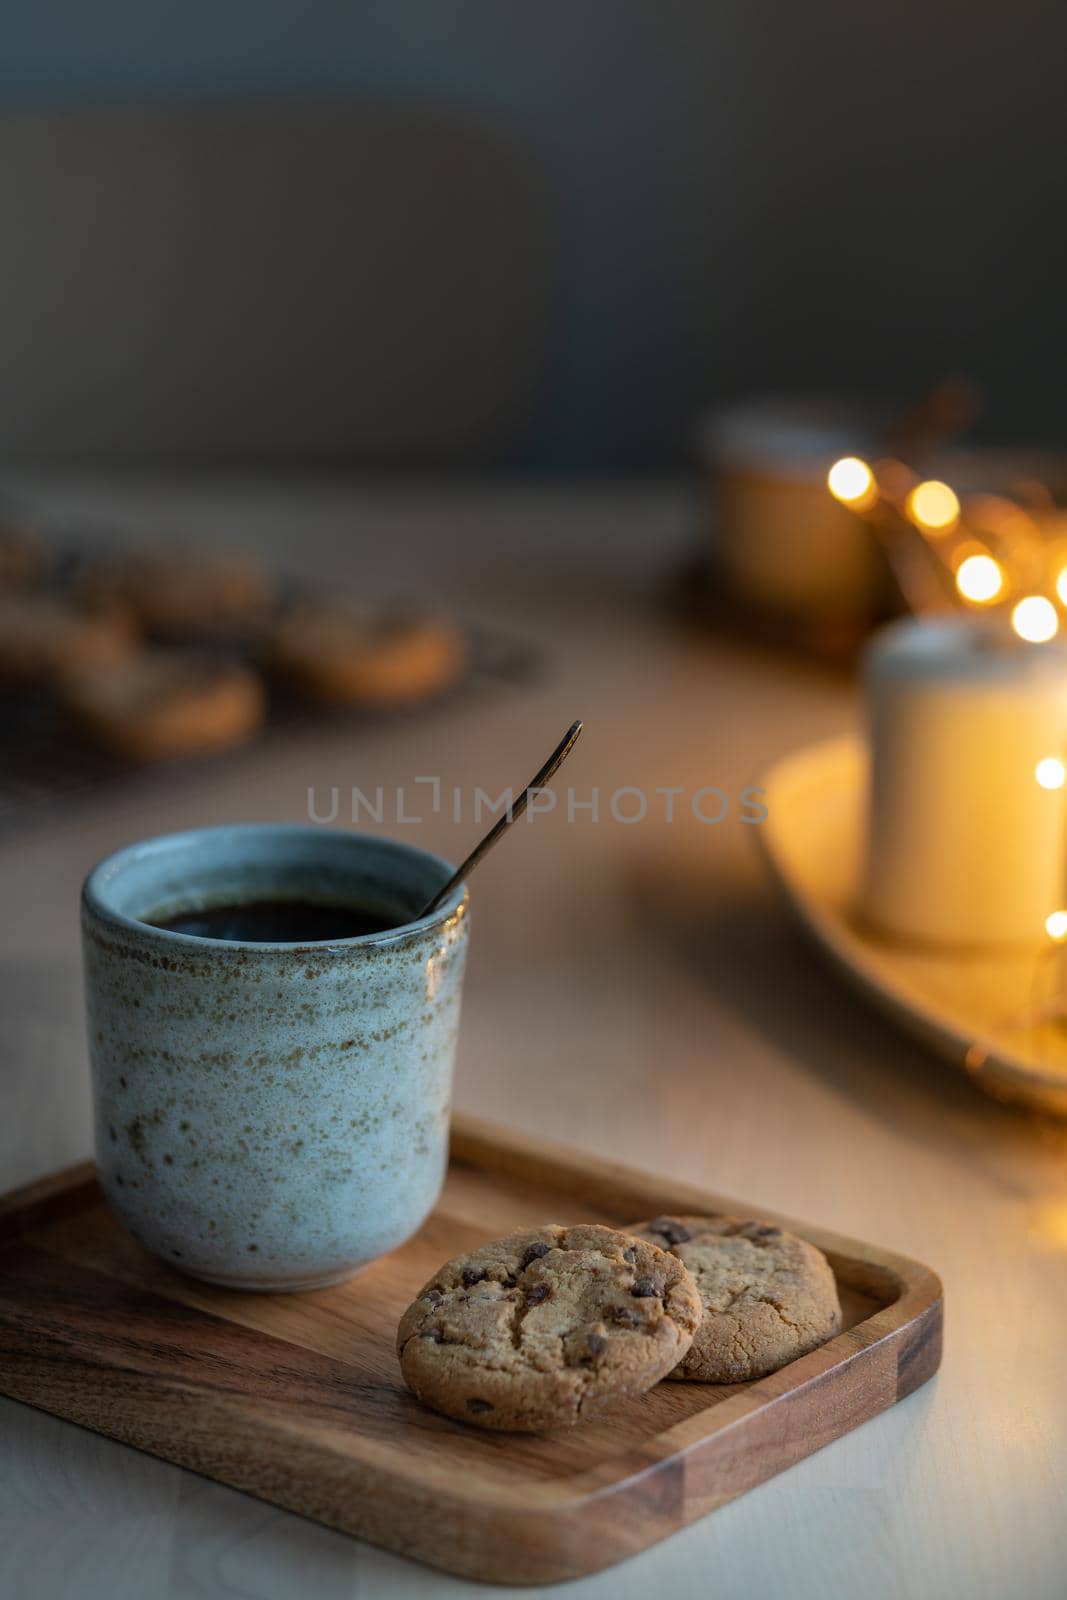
[81,825,468,1291]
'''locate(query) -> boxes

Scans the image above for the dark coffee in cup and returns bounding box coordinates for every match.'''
[150,898,394,942]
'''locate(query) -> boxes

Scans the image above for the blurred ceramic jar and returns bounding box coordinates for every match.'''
[699,396,890,622]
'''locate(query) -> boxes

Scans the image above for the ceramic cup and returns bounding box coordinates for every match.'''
[81,825,469,1291]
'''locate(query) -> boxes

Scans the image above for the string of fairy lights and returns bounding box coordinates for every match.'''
[826,454,1065,643]
[827,455,1067,950]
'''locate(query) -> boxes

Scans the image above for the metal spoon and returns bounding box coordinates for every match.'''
[417,720,583,919]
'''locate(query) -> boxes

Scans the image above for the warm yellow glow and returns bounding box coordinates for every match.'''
[1036,758,1066,791]
[1056,566,1067,607]
[955,553,1003,604]
[1046,910,1067,941]
[906,479,960,533]
[1029,1199,1067,1249]
[1012,595,1059,643]
[827,456,876,508]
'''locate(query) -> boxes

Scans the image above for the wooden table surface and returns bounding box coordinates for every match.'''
[1,475,1064,1600]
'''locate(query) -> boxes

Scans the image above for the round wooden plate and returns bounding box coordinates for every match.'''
[757,735,1067,1116]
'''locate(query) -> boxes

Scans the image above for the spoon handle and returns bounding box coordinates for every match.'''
[417,720,583,919]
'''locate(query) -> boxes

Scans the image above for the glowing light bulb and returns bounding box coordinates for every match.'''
[827,457,876,508]
[1012,595,1059,643]
[1036,758,1066,790]
[1046,910,1067,941]
[906,479,960,534]
[1056,566,1067,607]
[955,553,1003,604]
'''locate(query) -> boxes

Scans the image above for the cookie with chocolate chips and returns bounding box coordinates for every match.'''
[268,601,465,708]
[396,1224,701,1432]
[628,1215,842,1383]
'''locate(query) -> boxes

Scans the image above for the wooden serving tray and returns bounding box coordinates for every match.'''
[0,1115,942,1586]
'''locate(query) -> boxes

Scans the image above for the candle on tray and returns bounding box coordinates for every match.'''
[861,615,1067,947]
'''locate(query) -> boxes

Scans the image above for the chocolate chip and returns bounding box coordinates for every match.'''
[622,1246,637,1264]
[422,1327,444,1342]
[520,1241,551,1270]
[650,1217,691,1245]
[425,1288,444,1304]
[748,1224,781,1240]
[609,1304,639,1325]
[461,1266,485,1287]
[526,1282,550,1305]
[466,1397,494,1414]
[631,1275,663,1298]
[575,1328,609,1368]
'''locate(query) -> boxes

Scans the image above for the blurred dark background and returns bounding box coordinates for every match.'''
[2,0,1066,471]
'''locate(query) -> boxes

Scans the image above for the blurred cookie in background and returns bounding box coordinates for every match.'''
[268,602,466,707]
[0,593,136,690]
[0,519,50,589]
[81,549,276,641]
[58,651,266,762]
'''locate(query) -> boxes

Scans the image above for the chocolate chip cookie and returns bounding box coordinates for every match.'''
[81,549,275,641]
[397,1224,701,1432]
[58,650,266,762]
[628,1215,842,1383]
[268,602,466,708]
[0,521,47,588]
[0,593,134,688]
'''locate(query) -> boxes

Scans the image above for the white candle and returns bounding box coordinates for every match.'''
[862,616,1067,947]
